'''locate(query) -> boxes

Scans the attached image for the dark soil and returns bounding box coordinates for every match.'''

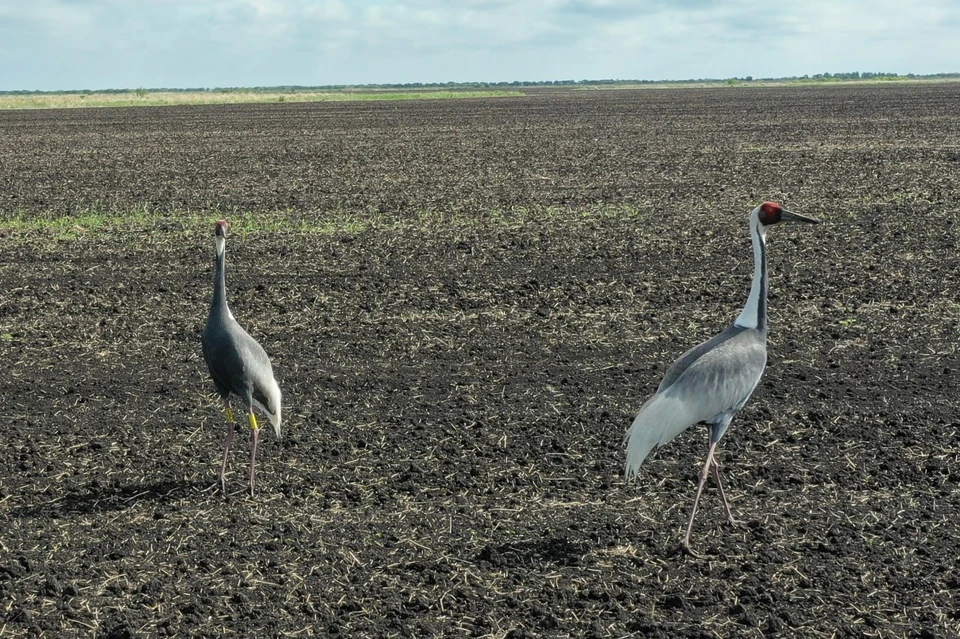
[2,84,960,638]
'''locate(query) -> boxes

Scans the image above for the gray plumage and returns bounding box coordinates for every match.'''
[624,325,766,477]
[202,312,282,427]
[201,219,281,496]
[623,202,818,553]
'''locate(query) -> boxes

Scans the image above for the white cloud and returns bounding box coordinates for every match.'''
[0,0,957,89]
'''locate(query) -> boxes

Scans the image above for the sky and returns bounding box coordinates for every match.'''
[1,0,958,91]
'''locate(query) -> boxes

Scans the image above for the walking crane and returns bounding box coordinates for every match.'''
[201,220,282,497]
[624,202,818,553]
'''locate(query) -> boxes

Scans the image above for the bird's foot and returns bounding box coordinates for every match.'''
[679,541,701,559]
[725,515,744,527]
[213,475,238,500]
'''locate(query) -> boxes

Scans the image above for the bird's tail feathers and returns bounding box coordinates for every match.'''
[265,380,282,440]
[253,385,282,440]
[624,393,696,479]
[267,404,282,440]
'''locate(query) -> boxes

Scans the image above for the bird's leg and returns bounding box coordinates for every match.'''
[682,440,720,556]
[248,410,260,497]
[710,460,742,526]
[219,406,237,496]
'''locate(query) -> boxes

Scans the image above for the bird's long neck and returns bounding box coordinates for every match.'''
[734,219,767,331]
[211,241,231,317]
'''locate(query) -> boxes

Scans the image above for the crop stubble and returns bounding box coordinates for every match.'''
[1,85,959,637]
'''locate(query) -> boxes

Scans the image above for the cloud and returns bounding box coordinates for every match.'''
[0,0,957,90]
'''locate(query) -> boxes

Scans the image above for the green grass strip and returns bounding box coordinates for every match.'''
[0,90,522,110]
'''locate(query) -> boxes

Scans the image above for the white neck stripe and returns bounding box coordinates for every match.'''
[734,216,767,330]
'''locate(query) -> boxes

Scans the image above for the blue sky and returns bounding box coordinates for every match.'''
[1,0,957,91]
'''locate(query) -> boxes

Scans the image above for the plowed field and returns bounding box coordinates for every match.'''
[2,84,959,638]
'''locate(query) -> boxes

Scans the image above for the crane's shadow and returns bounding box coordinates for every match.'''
[10,479,209,518]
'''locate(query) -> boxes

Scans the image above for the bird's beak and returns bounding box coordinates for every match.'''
[780,209,820,224]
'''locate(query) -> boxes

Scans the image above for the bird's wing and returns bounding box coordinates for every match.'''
[662,328,767,422]
[624,392,702,478]
[235,329,282,431]
[656,325,755,393]
[203,319,281,428]
[624,326,766,478]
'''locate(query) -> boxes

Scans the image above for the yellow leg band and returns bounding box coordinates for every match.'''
[224,407,236,424]
[248,413,260,431]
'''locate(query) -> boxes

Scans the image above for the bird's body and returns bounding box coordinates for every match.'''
[202,312,282,426]
[624,325,766,476]
[624,202,818,553]
[201,220,281,496]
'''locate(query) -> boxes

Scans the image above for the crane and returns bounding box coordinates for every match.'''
[201,220,282,497]
[624,201,818,554]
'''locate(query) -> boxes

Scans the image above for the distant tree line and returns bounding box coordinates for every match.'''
[3,72,959,95]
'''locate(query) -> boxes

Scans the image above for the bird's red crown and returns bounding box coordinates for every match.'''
[758,201,783,225]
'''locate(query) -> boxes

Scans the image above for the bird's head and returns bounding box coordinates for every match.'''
[753,201,819,230]
[214,219,229,254]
